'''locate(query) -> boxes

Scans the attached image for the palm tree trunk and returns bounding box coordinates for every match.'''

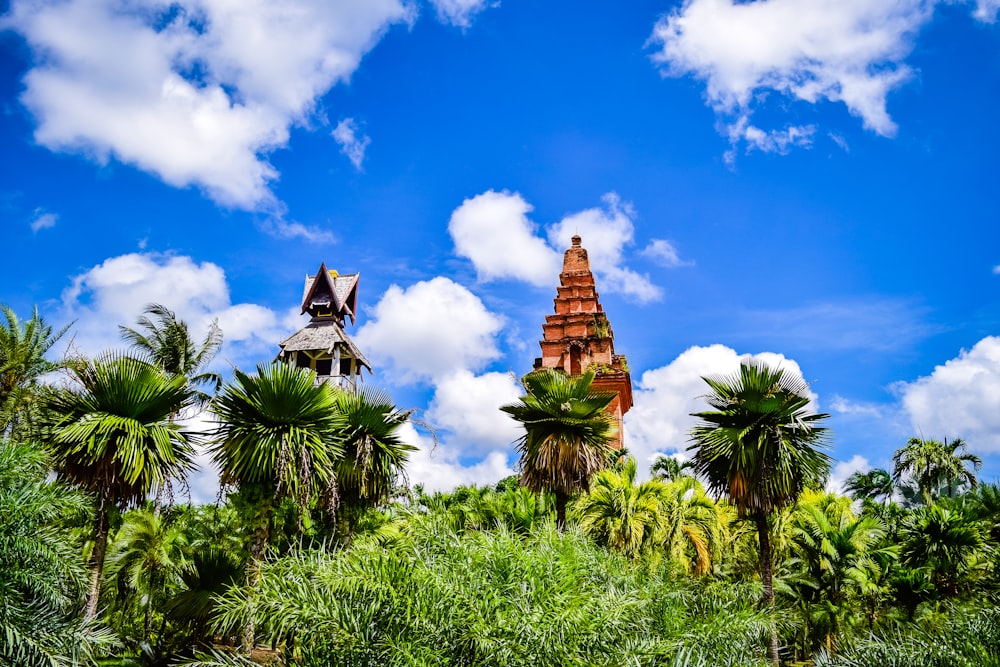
[242,499,272,655]
[755,512,780,666]
[555,491,568,531]
[84,492,111,620]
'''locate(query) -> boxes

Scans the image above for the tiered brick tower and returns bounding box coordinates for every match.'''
[533,235,633,448]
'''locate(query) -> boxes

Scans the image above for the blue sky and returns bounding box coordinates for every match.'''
[2,0,999,498]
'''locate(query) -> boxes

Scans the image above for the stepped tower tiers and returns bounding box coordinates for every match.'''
[277,262,372,391]
[533,235,633,449]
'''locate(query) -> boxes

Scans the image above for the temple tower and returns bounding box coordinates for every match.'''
[533,235,633,448]
[277,262,371,390]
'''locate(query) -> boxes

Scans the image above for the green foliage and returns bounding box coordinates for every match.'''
[688,359,831,519]
[0,305,68,438]
[0,439,118,665]
[893,437,982,505]
[501,369,616,528]
[213,519,772,667]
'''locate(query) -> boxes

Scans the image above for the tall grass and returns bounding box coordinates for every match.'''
[214,516,772,667]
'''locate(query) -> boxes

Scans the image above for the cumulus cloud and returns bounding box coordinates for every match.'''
[826,454,870,494]
[549,193,662,303]
[332,118,371,171]
[3,0,411,210]
[426,370,523,456]
[60,252,294,367]
[640,239,691,268]
[897,336,1000,453]
[427,0,495,28]
[398,422,514,492]
[648,0,934,152]
[258,218,335,244]
[725,118,815,164]
[626,344,816,475]
[830,395,884,419]
[974,0,1000,22]
[450,190,664,303]
[449,190,562,286]
[355,277,505,383]
[29,210,57,233]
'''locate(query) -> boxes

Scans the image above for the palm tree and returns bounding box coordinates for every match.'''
[575,457,669,559]
[40,353,196,620]
[119,303,222,401]
[105,507,190,642]
[688,358,830,665]
[844,468,894,504]
[331,386,414,536]
[210,361,345,651]
[0,305,68,437]
[900,504,986,596]
[650,454,691,482]
[660,475,724,575]
[0,439,115,664]
[501,369,616,530]
[892,437,982,504]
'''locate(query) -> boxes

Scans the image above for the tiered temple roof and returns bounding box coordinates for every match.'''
[533,235,633,448]
[278,262,371,389]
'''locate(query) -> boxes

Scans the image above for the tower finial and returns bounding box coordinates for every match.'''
[571,234,582,247]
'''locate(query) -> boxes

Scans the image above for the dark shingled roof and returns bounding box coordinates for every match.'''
[278,320,372,373]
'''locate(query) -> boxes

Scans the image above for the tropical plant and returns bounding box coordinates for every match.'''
[210,361,346,651]
[782,493,890,654]
[330,386,414,536]
[575,457,669,559]
[892,437,982,505]
[0,305,68,437]
[900,504,988,596]
[0,438,118,665]
[844,468,894,505]
[119,302,223,402]
[660,475,724,575]
[651,454,690,482]
[105,506,191,643]
[501,369,616,529]
[40,353,196,619]
[688,358,831,665]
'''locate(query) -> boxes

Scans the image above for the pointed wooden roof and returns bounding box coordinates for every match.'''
[300,262,360,324]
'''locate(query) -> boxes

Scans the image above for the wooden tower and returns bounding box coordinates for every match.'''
[277,262,371,390]
[533,235,633,448]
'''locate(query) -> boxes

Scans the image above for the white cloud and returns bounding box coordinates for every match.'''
[830,395,884,419]
[355,277,504,383]
[725,117,815,162]
[826,454,870,494]
[426,370,523,455]
[626,344,816,475]
[4,0,411,210]
[398,422,514,492]
[449,190,663,303]
[427,0,495,28]
[897,336,1000,453]
[258,217,335,244]
[640,238,692,268]
[549,193,662,303]
[332,118,370,171]
[60,252,293,367]
[992,264,1000,275]
[974,0,1000,22]
[648,0,933,151]
[449,190,562,286]
[29,210,57,233]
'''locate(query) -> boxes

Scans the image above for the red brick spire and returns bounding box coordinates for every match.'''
[533,236,633,448]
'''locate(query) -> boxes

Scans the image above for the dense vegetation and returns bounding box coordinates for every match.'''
[1,303,998,666]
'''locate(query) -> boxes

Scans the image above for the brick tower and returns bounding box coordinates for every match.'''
[533,235,633,448]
